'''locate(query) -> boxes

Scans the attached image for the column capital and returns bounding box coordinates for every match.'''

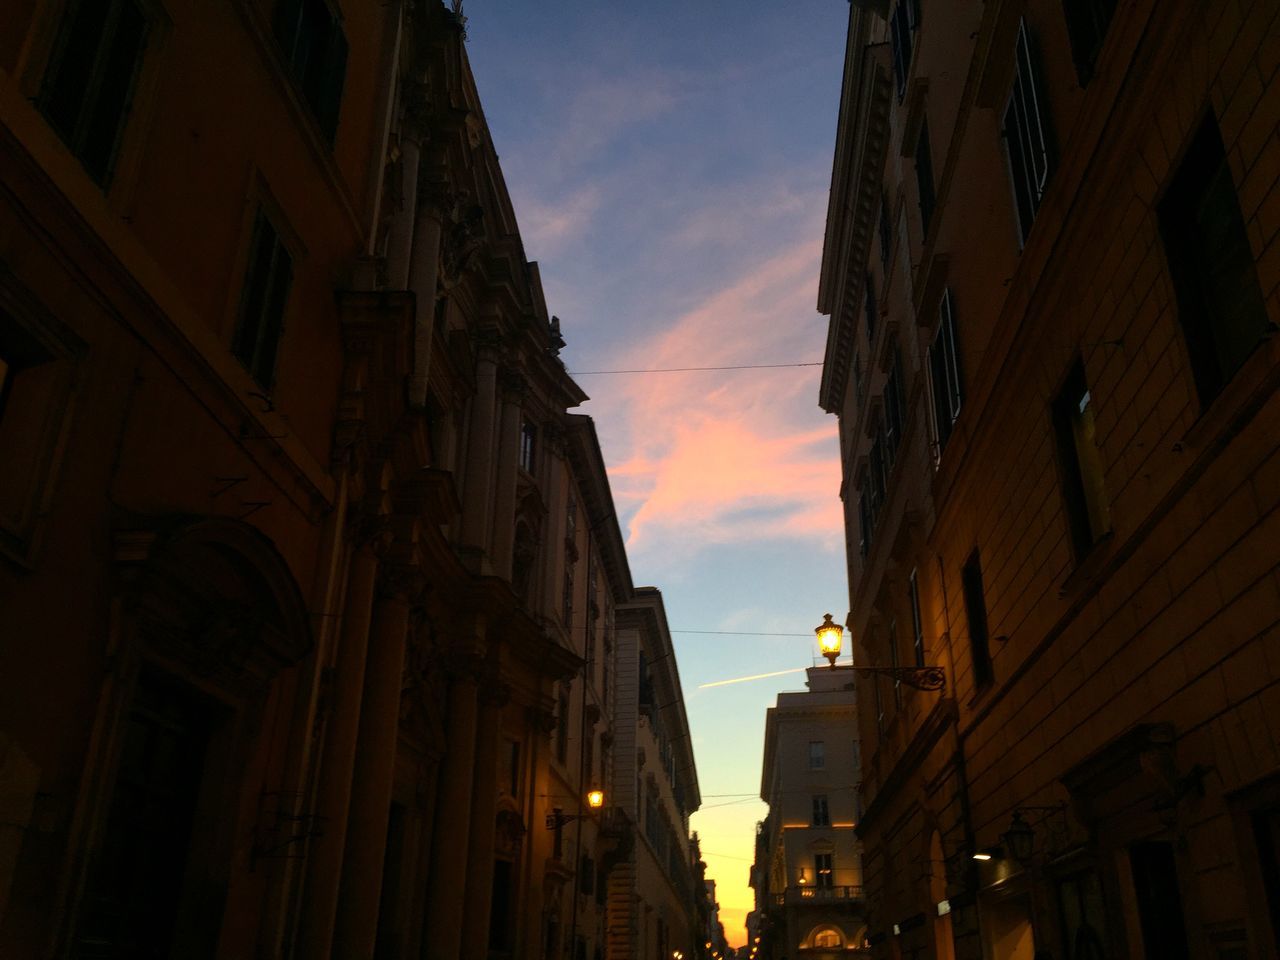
[497,368,528,403]
[376,561,428,602]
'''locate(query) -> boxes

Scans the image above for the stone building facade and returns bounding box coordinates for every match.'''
[819,0,1280,958]
[610,588,703,960]
[753,668,866,960]
[0,1,701,958]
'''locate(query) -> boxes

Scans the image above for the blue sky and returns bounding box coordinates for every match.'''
[464,2,851,943]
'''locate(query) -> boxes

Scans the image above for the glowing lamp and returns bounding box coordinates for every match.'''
[815,613,843,668]
[586,788,605,809]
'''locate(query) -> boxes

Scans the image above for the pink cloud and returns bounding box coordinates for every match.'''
[587,228,844,557]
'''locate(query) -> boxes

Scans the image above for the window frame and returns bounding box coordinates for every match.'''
[1002,19,1055,247]
[909,569,925,668]
[1158,111,1273,408]
[271,0,349,143]
[961,549,993,690]
[812,794,831,827]
[916,117,937,236]
[38,0,151,188]
[232,209,295,391]
[927,289,963,457]
[1052,359,1111,561]
[808,740,826,770]
[1061,0,1118,87]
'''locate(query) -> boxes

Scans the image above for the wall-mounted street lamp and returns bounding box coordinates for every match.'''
[814,613,947,691]
[1000,804,1068,864]
[545,788,606,830]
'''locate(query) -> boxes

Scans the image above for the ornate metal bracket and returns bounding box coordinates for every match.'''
[846,665,946,691]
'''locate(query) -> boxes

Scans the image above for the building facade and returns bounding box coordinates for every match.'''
[0,1,702,958]
[755,668,867,960]
[819,0,1280,958]
[610,588,703,960]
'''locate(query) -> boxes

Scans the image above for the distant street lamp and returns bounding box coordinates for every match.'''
[812,613,947,691]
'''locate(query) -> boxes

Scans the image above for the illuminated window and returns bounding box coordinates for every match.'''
[39,0,149,187]
[813,928,843,949]
[814,853,834,889]
[1053,360,1111,560]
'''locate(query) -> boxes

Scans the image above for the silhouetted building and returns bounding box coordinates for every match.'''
[819,0,1280,958]
[0,2,700,958]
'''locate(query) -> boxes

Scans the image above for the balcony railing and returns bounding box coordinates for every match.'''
[772,886,864,907]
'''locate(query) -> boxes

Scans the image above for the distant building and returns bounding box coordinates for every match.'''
[819,0,1280,957]
[610,588,703,960]
[756,668,867,959]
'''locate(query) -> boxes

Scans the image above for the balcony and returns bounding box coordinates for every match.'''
[772,886,864,907]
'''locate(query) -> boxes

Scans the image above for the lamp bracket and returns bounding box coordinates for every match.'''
[850,665,946,691]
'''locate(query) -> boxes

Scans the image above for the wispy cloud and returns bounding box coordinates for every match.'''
[586,231,843,558]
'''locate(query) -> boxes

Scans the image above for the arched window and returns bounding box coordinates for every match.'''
[811,927,843,949]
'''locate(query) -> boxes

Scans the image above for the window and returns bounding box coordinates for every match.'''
[72,670,218,956]
[809,741,825,769]
[1159,112,1272,406]
[556,682,571,765]
[853,351,864,402]
[879,191,894,268]
[857,485,872,557]
[884,346,905,457]
[0,279,85,564]
[1252,804,1280,953]
[272,0,348,142]
[909,569,925,667]
[519,421,537,473]
[40,0,149,186]
[232,211,293,389]
[874,671,885,741]
[1056,871,1109,960]
[1129,842,1191,960]
[864,274,878,344]
[961,550,993,689]
[812,795,830,827]
[889,0,921,102]
[928,289,963,456]
[1003,21,1055,246]
[1053,360,1111,559]
[814,853,834,889]
[888,618,902,707]
[916,118,937,235]
[1061,0,1117,86]
[814,928,843,949]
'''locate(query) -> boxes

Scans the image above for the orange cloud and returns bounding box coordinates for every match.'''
[586,230,844,556]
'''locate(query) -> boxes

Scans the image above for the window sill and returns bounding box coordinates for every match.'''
[1057,530,1115,598]
[1177,331,1280,454]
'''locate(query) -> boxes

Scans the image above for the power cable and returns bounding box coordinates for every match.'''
[568,360,819,376]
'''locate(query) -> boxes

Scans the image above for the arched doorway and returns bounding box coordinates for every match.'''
[67,518,312,958]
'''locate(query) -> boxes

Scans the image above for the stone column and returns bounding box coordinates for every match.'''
[383,94,425,290]
[491,371,524,580]
[297,542,380,958]
[459,681,509,958]
[460,341,500,556]
[331,562,420,958]
[422,651,483,959]
[407,178,446,408]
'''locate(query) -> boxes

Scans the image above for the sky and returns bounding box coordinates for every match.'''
[462,2,851,946]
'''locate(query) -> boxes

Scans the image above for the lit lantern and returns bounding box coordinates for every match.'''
[586,788,605,809]
[815,613,843,668]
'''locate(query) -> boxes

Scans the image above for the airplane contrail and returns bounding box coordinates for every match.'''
[698,667,807,689]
